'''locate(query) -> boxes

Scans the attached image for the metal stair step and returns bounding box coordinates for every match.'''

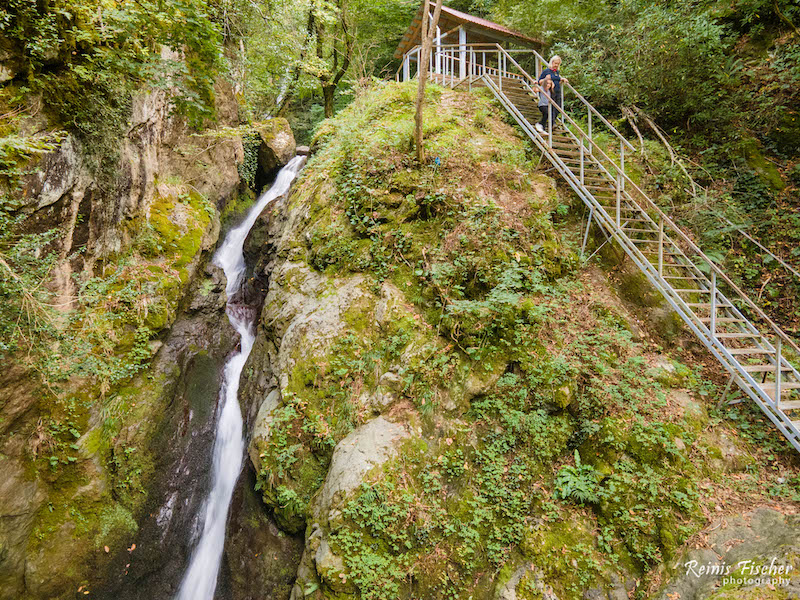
[759,382,800,400]
[714,332,759,339]
[742,364,793,373]
[686,302,734,308]
[667,275,707,281]
[481,67,800,452]
[619,217,656,224]
[644,254,693,262]
[771,382,800,389]
[622,227,657,234]
[598,205,642,212]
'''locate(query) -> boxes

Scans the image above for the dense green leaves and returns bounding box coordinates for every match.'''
[1,0,221,137]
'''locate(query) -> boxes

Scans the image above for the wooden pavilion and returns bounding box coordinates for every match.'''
[394,5,542,82]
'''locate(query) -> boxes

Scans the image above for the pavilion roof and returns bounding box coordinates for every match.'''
[394,5,542,59]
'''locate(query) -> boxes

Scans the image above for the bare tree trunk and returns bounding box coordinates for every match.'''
[414,0,444,163]
[322,85,336,118]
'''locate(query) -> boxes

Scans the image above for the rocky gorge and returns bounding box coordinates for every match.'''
[0,72,798,600]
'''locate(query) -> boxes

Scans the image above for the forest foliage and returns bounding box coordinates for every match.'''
[2,0,800,373]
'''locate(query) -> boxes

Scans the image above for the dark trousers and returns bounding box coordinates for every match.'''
[539,105,551,129]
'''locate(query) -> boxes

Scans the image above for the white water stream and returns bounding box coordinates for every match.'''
[176,156,306,600]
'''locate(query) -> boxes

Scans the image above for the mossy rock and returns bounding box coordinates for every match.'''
[252,117,296,174]
[618,269,662,309]
[742,138,785,191]
[767,109,800,158]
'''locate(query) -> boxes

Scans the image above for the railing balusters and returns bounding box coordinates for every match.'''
[588,110,593,155]
[710,270,717,339]
[658,218,664,278]
[425,40,800,451]
[776,338,782,406]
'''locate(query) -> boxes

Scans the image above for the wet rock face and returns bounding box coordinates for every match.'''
[218,464,304,600]
[0,34,24,82]
[0,76,248,599]
[0,458,44,600]
[16,82,243,268]
[253,118,296,190]
[92,263,237,600]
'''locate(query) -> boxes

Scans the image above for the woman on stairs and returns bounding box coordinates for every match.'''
[538,55,568,117]
[535,75,554,134]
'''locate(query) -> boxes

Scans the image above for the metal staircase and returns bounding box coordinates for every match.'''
[399,43,800,452]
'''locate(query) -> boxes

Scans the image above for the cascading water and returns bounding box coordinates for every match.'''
[176,156,306,600]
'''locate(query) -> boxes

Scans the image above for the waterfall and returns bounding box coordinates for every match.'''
[176,156,306,600]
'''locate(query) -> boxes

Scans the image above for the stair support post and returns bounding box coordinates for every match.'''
[498,50,502,92]
[776,338,782,406]
[579,141,584,185]
[620,143,625,192]
[588,110,593,154]
[459,27,467,80]
[615,173,621,228]
[548,105,553,148]
[710,270,717,339]
[658,218,664,278]
[581,207,594,260]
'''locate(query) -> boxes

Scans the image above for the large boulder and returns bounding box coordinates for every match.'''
[655,508,800,600]
[289,416,411,600]
[313,416,409,522]
[253,118,296,175]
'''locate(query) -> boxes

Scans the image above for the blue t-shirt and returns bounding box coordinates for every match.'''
[538,68,562,99]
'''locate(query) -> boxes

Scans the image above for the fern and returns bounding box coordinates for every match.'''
[554,450,602,505]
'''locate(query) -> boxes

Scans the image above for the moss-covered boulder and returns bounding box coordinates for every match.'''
[233,79,800,600]
[253,117,296,175]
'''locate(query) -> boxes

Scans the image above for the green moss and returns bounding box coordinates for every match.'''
[94,504,139,548]
[261,80,791,600]
[148,187,213,270]
[742,138,785,191]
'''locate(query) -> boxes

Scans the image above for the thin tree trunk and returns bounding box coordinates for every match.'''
[414,0,443,163]
[314,0,353,119]
[322,85,335,118]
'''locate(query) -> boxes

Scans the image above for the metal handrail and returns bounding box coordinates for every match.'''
[475,45,800,357]
[396,42,799,356]
[524,48,636,152]
[485,71,800,402]
[395,39,800,447]
[531,90,800,355]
